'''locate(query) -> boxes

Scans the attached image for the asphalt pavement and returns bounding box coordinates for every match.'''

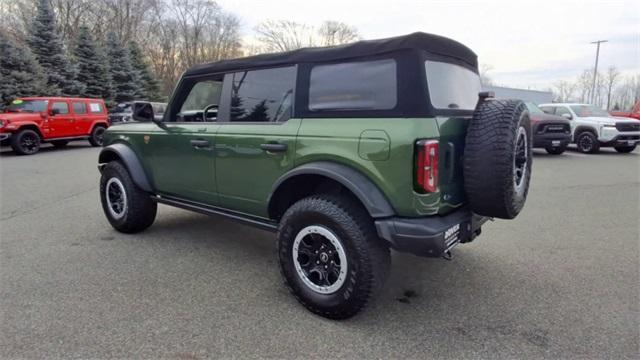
[1,142,638,359]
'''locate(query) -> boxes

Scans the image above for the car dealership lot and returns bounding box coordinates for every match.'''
[1,144,638,359]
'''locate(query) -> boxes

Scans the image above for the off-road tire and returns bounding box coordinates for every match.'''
[576,132,600,154]
[100,161,157,233]
[51,140,69,148]
[464,99,532,219]
[277,194,390,320]
[10,129,41,155]
[89,125,106,147]
[614,145,636,153]
[545,145,566,155]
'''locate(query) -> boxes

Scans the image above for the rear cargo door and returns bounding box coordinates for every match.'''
[424,60,481,211]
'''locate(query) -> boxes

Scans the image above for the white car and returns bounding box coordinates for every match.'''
[538,103,640,153]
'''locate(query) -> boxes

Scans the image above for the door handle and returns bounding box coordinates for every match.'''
[260,143,288,153]
[190,139,211,149]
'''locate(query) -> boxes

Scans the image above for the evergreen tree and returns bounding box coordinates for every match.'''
[229,94,246,120]
[0,33,49,107]
[73,25,113,101]
[105,32,139,104]
[245,100,270,121]
[128,41,163,101]
[27,0,83,96]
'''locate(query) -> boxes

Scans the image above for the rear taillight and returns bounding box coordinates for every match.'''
[416,140,439,193]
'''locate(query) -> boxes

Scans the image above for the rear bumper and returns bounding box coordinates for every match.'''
[375,208,489,257]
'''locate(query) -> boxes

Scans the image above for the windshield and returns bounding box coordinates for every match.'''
[6,99,48,113]
[570,105,610,117]
[425,60,481,111]
[525,102,545,114]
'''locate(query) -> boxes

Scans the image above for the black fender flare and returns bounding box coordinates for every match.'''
[98,143,153,192]
[269,161,395,218]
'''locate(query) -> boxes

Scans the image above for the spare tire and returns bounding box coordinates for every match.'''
[463,99,532,219]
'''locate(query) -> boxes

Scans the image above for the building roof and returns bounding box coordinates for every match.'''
[184,32,477,76]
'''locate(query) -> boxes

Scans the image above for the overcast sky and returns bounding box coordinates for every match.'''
[217,0,639,90]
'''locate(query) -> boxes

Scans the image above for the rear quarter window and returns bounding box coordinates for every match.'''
[425,61,481,111]
[308,59,397,111]
[89,102,104,114]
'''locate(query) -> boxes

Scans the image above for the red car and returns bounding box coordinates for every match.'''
[610,101,640,121]
[0,97,109,155]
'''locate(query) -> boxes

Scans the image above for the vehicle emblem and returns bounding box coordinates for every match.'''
[144,135,150,144]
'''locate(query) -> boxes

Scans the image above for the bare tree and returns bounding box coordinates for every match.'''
[604,66,620,110]
[576,69,594,103]
[318,21,359,46]
[552,80,576,103]
[254,20,314,52]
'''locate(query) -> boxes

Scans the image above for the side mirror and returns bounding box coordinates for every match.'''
[132,101,154,122]
[561,113,572,120]
[50,108,60,116]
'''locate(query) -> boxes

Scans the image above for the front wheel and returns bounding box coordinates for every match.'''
[10,129,41,155]
[277,194,390,319]
[545,145,566,155]
[576,132,600,154]
[89,125,106,147]
[614,145,636,153]
[100,161,157,233]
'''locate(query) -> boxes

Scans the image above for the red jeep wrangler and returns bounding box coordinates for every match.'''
[0,97,109,155]
[610,100,640,121]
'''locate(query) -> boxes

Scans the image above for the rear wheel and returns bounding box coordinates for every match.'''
[545,145,566,155]
[277,194,390,319]
[100,161,157,233]
[51,140,69,148]
[614,145,636,153]
[464,99,533,219]
[89,125,106,147]
[576,132,600,154]
[10,129,41,155]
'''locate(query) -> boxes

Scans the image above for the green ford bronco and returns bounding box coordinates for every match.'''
[98,32,532,319]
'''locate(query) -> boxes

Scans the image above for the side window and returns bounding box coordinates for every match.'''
[308,59,397,111]
[219,66,295,122]
[73,102,87,114]
[51,102,69,115]
[89,102,103,114]
[177,79,223,122]
[555,107,572,119]
[540,106,555,114]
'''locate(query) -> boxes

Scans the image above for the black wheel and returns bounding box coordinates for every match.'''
[51,140,69,148]
[614,145,636,153]
[576,132,600,154]
[545,145,566,155]
[100,161,157,233]
[89,125,106,147]
[277,194,390,320]
[10,129,41,155]
[464,99,533,219]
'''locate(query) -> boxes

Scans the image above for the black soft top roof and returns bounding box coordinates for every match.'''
[184,32,477,76]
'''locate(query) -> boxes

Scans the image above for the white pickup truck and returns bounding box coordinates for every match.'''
[539,103,640,153]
